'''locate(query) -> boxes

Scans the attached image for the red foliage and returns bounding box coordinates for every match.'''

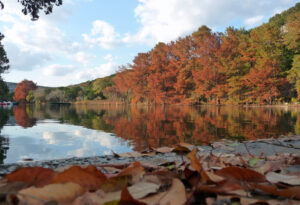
[13,79,37,103]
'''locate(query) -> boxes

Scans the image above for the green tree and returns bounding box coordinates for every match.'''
[0,0,63,20]
[287,55,300,99]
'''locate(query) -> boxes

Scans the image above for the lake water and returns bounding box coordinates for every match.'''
[0,104,300,164]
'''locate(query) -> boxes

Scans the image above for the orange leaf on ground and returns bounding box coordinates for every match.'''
[187,148,223,184]
[119,186,147,205]
[141,178,187,205]
[187,148,202,173]
[52,165,107,191]
[255,184,300,200]
[5,167,56,187]
[215,166,266,183]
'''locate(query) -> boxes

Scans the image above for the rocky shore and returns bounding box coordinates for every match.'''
[1,135,299,176]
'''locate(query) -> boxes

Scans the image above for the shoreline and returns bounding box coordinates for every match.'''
[1,135,299,176]
[71,101,300,107]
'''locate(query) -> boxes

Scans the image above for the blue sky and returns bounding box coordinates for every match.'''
[0,0,298,87]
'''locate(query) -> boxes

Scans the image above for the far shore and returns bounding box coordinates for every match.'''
[69,100,300,108]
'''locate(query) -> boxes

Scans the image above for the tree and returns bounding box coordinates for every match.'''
[0,33,9,76]
[0,33,9,101]
[0,0,63,20]
[13,80,37,103]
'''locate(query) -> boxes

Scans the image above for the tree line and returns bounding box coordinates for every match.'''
[106,3,300,105]
[4,3,300,105]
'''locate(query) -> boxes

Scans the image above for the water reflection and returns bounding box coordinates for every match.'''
[32,104,300,150]
[13,105,37,128]
[0,108,10,164]
[1,104,300,163]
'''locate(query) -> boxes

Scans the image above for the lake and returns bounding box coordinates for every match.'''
[0,104,299,164]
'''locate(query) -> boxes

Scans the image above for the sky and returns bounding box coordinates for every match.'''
[0,0,298,87]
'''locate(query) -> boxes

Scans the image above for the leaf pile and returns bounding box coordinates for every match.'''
[0,143,300,205]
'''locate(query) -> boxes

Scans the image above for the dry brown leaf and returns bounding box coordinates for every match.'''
[101,175,132,192]
[73,181,160,205]
[117,161,145,183]
[173,142,195,152]
[215,166,266,183]
[255,184,300,200]
[141,178,186,205]
[196,183,248,197]
[128,182,160,199]
[114,151,144,158]
[187,148,202,173]
[153,147,174,153]
[0,182,28,202]
[187,148,223,184]
[5,167,56,187]
[119,186,147,205]
[18,182,85,205]
[103,166,122,174]
[266,172,300,185]
[52,165,107,191]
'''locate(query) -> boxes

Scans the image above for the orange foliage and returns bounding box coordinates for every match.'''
[13,79,37,103]
[13,105,36,128]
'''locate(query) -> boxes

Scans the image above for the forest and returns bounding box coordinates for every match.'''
[7,3,300,105]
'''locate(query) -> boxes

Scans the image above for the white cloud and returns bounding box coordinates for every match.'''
[103,54,113,61]
[83,20,122,49]
[0,0,83,72]
[76,61,118,81]
[125,0,299,45]
[74,51,95,66]
[245,15,264,28]
[43,64,76,76]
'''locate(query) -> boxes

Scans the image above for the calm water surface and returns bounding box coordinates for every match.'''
[0,104,300,164]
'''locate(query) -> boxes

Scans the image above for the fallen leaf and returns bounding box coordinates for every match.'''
[266,172,300,185]
[141,178,186,205]
[196,182,248,197]
[173,142,195,152]
[152,147,174,153]
[127,182,160,199]
[0,182,28,202]
[73,182,159,205]
[52,165,107,191]
[103,167,122,174]
[18,182,85,205]
[113,151,144,158]
[118,186,147,205]
[101,175,132,192]
[187,148,223,184]
[5,167,56,187]
[117,161,145,183]
[215,166,266,183]
[187,148,202,173]
[255,184,300,200]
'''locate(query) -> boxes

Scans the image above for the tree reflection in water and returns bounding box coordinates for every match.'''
[13,104,37,128]
[0,108,9,164]
[28,104,300,151]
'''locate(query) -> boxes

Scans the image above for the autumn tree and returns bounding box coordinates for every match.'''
[13,80,37,103]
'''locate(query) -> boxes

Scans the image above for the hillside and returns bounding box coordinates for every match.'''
[5,82,51,93]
